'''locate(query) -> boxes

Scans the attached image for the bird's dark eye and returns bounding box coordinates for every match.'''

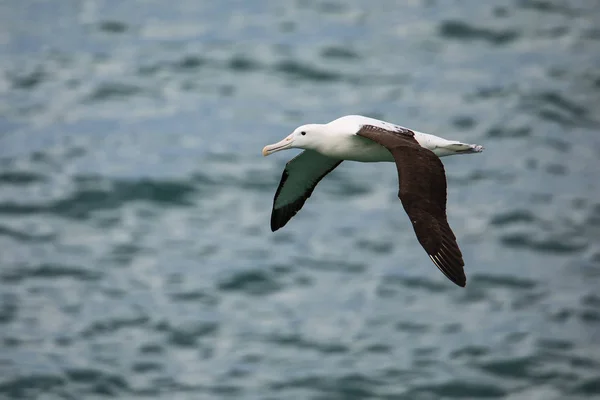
[300,131,306,136]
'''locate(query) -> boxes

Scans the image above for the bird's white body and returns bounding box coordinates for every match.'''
[263,115,483,162]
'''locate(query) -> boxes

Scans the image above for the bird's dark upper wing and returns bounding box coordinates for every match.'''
[270,150,343,231]
[356,125,466,287]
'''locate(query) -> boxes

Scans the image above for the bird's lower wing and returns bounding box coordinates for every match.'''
[356,125,466,287]
[393,146,466,287]
[270,150,342,231]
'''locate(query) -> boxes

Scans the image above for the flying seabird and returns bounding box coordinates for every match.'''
[262,115,484,287]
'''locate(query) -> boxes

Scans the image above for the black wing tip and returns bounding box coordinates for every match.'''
[455,276,467,288]
[428,253,467,288]
[270,215,283,232]
[270,207,293,232]
[446,270,467,288]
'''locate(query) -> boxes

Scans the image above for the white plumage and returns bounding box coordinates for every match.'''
[263,115,483,161]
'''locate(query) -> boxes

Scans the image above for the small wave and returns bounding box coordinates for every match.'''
[536,338,573,351]
[1,263,99,283]
[269,373,381,397]
[323,180,371,197]
[0,171,47,185]
[217,268,283,296]
[467,85,516,101]
[227,55,261,72]
[80,315,149,339]
[138,54,260,78]
[587,204,600,227]
[470,274,537,290]
[85,82,145,103]
[0,374,66,399]
[439,20,519,45]
[579,309,600,324]
[66,368,127,387]
[173,55,206,71]
[320,46,360,60]
[570,377,600,395]
[492,200,597,254]
[164,320,219,348]
[477,356,537,379]
[486,125,531,138]
[522,91,592,127]
[355,238,394,254]
[268,333,349,354]
[582,293,600,308]
[7,68,47,90]
[451,345,490,360]
[97,21,128,34]
[490,210,537,226]
[274,60,342,82]
[0,177,197,219]
[377,275,451,295]
[106,243,142,266]
[0,293,18,324]
[452,116,477,130]
[500,231,588,254]
[66,368,129,396]
[450,169,516,184]
[169,289,219,305]
[138,343,163,354]
[517,0,578,16]
[0,225,54,242]
[411,380,507,398]
[395,321,429,333]
[294,256,365,273]
[131,361,162,374]
[360,342,392,354]
[545,163,568,175]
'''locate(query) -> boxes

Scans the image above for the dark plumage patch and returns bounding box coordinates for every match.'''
[359,124,415,138]
[270,151,343,231]
[356,125,466,287]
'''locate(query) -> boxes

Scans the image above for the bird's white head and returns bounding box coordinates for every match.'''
[262,124,324,156]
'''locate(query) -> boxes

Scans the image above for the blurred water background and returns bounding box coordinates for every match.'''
[1,0,600,399]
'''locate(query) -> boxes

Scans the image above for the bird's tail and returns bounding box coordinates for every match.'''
[429,141,484,157]
[445,142,484,154]
[413,131,484,157]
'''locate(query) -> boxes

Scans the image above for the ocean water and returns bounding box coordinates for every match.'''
[1,0,599,399]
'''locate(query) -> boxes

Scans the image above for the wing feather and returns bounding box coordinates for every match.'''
[270,150,342,231]
[356,125,466,287]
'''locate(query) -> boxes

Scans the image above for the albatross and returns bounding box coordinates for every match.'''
[262,115,484,287]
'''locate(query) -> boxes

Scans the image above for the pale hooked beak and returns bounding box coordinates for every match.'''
[262,135,293,156]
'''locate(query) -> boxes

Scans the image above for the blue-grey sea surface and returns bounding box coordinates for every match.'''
[1,1,599,399]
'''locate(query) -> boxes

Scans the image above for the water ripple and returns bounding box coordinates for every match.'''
[164,320,219,348]
[85,82,147,103]
[523,90,593,127]
[97,21,129,34]
[411,381,507,398]
[470,274,537,290]
[0,171,46,185]
[0,375,67,399]
[439,20,519,45]
[217,268,283,296]
[0,177,197,219]
[1,263,99,283]
[274,60,342,83]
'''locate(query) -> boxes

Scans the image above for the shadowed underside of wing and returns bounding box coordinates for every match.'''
[356,125,466,287]
[270,150,342,231]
